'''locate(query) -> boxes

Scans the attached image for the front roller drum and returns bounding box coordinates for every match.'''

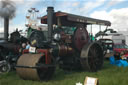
[80,42,104,72]
[16,54,55,81]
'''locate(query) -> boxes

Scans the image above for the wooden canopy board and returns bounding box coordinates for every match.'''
[41,11,111,27]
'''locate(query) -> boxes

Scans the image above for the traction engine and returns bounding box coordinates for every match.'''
[16,7,111,81]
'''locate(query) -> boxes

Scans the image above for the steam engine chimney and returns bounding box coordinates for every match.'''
[47,7,54,42]
[4,17,9,42]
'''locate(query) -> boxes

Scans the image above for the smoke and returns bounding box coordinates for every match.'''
[0,0,16,19]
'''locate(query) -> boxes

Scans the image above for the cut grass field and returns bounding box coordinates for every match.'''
[0,60,128,85]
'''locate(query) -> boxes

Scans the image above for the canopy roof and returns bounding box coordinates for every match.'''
[41,11,111,26]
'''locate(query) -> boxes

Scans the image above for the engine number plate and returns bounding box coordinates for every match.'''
[29,46,36,53]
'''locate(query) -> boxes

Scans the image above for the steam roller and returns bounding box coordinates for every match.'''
[16,52,55,81]
[15,7,111,81]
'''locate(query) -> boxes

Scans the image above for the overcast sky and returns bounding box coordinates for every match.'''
[0,0,128,35]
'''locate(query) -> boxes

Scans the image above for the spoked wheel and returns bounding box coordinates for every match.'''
[16,54,56,81]
[0,48,11,73]
[29,31,46,47]
[80,42,103,72]
[0,61,11,73]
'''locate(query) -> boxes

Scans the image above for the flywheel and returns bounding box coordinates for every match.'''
[16,54,55,81]
[80,42,103,72]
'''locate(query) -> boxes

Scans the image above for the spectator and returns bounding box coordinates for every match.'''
[26,41,30,49]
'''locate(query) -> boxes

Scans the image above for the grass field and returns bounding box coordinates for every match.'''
[0,60,128,85]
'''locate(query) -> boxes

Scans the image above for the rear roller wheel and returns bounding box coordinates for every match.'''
[16,54,55,81]
[80,42,103,72]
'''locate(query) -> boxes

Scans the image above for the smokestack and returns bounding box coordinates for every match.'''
[4,17,9,42]
[47,7,54,42]
[0,0,16,42]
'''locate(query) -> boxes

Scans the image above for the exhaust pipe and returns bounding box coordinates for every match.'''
[4,17,9,42]
[47,7,54,43]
